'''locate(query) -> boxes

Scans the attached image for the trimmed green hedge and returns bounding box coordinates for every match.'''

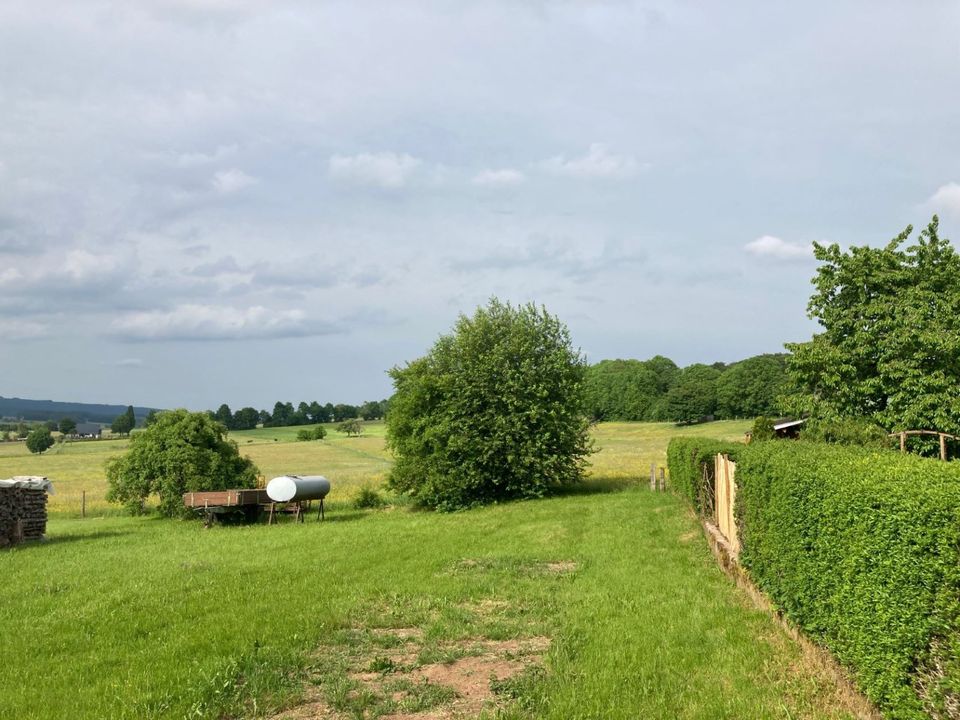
[665,437,742,515]
[735,441,960,719]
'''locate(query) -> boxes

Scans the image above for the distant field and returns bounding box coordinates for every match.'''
[0,420,750,515]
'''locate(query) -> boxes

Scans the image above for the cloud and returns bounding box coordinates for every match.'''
[115,358,144,368]
[174,144,238,168]
[472,168,526,187]
[211,168,257,194]
[328,152,422,189]
[926,182,960,217]
[110,304,341,342]
[541,143,645,180]
[744,235,813,260]
[0,318,48,340]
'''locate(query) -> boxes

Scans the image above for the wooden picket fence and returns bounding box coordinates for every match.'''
[714,453,740,556]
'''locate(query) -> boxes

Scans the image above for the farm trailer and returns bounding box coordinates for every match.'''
[182,475,331,526]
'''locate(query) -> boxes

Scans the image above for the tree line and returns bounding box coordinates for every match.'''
[584,353,789,424]
[197,399,391,431]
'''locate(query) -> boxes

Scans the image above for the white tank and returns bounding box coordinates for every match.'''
[266,475,330,502]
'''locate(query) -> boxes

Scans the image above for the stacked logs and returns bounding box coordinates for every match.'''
[0,487,47,546]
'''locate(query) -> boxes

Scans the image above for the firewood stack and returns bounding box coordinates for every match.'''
[0,477,52,547]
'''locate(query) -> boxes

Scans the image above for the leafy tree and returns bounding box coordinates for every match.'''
[111,405,136,436]
[333,403,358,422]
[44,419,58,431]
[308,401,326,423]
[58,417,77,435]
[386,299,593,510]
[232,407,260,430]
[26,427,54,454]
[337,418,364,436]
[359,400,384,420]
[750,416,775,442]
[663,364,721,423]
[258,409,272,426]
[715,354,789,419]
[144,410,160,427]
[786,216,960,434]
[105,409,258,517]
[214,403,234,430]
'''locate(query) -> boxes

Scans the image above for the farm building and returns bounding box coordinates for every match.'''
[74,422,102,438]
[0,476,52,546]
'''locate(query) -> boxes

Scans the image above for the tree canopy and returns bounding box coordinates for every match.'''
[25,427,54,454]
[785,216,960,434]
[386,299,593,510]
[105,409,259,517]
[111,405,136,436]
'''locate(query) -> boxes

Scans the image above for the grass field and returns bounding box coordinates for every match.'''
[0,419,875,719]
[0,420,750,516]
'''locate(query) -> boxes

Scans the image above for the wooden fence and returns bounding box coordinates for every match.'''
[714,453,740,556]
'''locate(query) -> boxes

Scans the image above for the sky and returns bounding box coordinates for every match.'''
[1,1,959,411]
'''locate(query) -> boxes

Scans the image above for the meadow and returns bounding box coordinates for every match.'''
[0,421,871,719]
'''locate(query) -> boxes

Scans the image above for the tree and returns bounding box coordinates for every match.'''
[214,403,234,430]
[386,299,593,510]
[105,409,259,517]
[58,417,77,435]
[359,400,383,420]
[337,418,364,437]
[786,216,960,434]
[297,425,327,441]
[663,364,721,423]
[144,410,160,427]
[233,407,260,430]
[111,405,136,436]
[715,354,789,419]
[583,359,661,421]
[26,427,54,454]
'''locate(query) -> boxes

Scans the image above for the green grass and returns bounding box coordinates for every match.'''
[0,419,867,719]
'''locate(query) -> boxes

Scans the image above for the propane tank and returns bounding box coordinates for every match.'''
[266,475,330,502]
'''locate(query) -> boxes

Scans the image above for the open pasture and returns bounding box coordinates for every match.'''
[0,421,750,515]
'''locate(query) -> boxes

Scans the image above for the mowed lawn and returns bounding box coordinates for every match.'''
[0,420,865,719]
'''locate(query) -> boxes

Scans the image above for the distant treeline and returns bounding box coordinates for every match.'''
[585,353,788,423]
[0,396,156,424]
[200,399,390,431]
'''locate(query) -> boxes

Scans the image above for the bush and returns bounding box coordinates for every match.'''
[296,426,327,442]
[106,409,259,517]
[386,299,593,510]
[799,417,890,448]
[353,486,385,509]
[736,441,960,718]
[750,416,775,442]
[25,427,54,454]
[666,437,742,515]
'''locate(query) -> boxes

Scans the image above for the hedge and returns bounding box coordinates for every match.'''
[734,441,960,719]
[665,437,742,515]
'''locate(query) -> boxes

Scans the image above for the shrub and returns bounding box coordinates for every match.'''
[735,441,960,718]
[296,426,327,442]
[386,299,593,510]
[750,416,775,442]
[25,427,54,454]
[353,486,385,509]
[666,437,742,515]
[799,417,890,448]
[106,409,259,517]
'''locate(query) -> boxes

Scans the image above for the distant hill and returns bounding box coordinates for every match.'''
[0,397,159,424]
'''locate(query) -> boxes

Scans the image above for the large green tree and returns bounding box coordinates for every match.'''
[105,409,259,516]
[663,364,722,423]
[26,427,54,454]
[111,405,136,436]
[386,299,593,510]
[786,216,960,434]
[715,354,789,419]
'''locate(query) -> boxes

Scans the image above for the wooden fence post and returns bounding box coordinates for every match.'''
[650,463,656,491]
[81,490,86,519]
[941,433,948,462]
[658,467,666,491]
[900,432,906,453]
